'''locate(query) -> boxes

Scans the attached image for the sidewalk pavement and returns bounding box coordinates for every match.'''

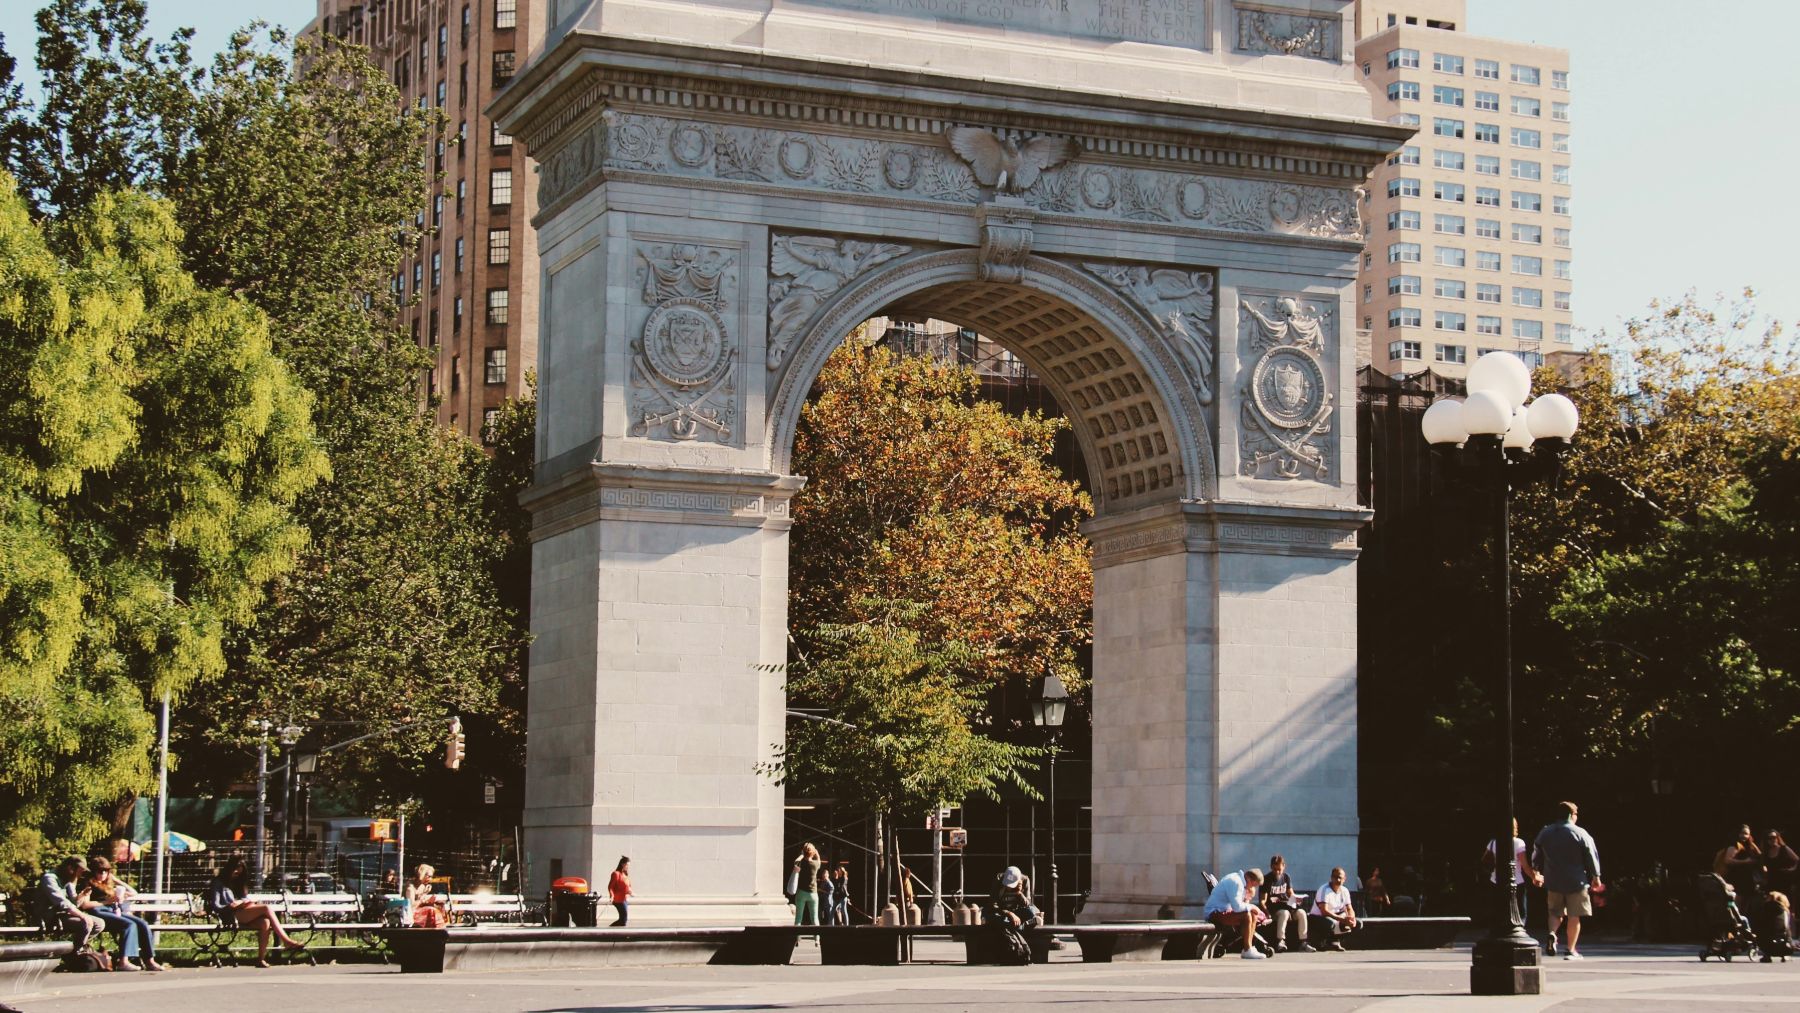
[7,942,1797,1012]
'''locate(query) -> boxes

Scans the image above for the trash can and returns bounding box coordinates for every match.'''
[550,876,599,927]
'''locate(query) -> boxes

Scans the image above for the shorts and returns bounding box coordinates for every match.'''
[1209,909,1252,928]
[1546,887,1591,918]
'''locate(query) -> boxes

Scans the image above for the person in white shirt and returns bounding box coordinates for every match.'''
[1311,867,1359,951]
[1483,818,1544,928]
[1202,868,1268,959]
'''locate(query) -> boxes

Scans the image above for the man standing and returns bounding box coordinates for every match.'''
[1533,801,1602,959]
[1203,868,1268,959]
[34,857,104,951]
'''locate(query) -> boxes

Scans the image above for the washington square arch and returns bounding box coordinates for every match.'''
[492,0,1409,922]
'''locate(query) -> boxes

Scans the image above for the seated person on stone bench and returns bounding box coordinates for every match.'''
[35,857,104,952]
[1203,867,1269,959]
[1310,867,1359,951]
[991,867,1041,929]
[1259,855,1314,953]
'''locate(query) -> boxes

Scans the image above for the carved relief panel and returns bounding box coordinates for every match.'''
[630,242,742,444]
[766,234,913,371]
[1080,261,1218,406]
[1236,292,1335,482]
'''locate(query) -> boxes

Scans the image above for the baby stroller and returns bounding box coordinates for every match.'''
[1753,896,1794,964]
[1697,874,1761,962]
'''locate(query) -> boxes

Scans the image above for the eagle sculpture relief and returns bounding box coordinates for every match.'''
[946,127,1080,194]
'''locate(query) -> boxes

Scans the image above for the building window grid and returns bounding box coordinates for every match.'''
[1511,96,1541,117]
[1552,101,1570,122]
[1388,242,1422,263]
[1433,53,1464,74]
[1475,218,1501,239]
[1474,59,1500,80]
[1389,81,1421,101]
[1433,181,1465,203]
[1435,278,1466,299]
[1474,123,1500,143]
[1513,223,1543,245]
[1553,195,1572,216]
[1554,291,1572,311]
[1434,213,1466,235]
[1513,256,1544,276]
[486,288,510,325]
[1476,315,1503,335]
[1389,145,1421,166]
[1474,91,1500,111]
[1388,48,1420,69]
[1388,177,1422,198]
[1433,85,1464,106]
[1436,343,1468,363]
[485,347,508,385]
[1434,246,1466,268]
[1389,275,1422,296]
[1389,308,1422,329]
[1514,319,1544,340]
[1555,258,1573,278]
[1475,155,1500,176]
[1434,149,1465,170]
[1475,186,1501,208]
[495,0,518,29]
[1388,339,1423,361]
[488,227,512,265]
[1512,128,1542,150]
[1513,287,1544,307]
[1475,283,1502,303]
[1433,117,1465,138]
[490,169,513,206]
[1435,311,1467,332]
[1511,64,1541,85]
[1476,251,1502,272]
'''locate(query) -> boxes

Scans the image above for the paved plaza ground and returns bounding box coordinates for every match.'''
[6,942,1798,1013]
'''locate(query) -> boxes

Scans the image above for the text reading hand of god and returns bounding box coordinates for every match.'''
[798,0,1208,49]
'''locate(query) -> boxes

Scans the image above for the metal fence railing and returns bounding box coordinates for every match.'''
[118,840,525,898]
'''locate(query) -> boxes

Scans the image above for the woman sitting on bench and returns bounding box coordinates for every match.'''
[407,864,450,928]
[208,858,303,967]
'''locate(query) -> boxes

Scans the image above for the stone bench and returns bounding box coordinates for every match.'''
[1068,922,1223,962]
[1343,916,1470,950]
[383,925,797,972]
[1,940,72,996]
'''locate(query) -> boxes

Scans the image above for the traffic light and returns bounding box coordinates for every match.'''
[444,716,466,771]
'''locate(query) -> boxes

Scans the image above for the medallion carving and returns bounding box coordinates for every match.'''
[767,235,913,370]
[631,244,739,442]
[1233,5,1341,62]
[1081,262,1217,405]
[1238,294,1334,481]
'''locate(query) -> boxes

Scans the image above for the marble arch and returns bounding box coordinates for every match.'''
[496,0,1407,923]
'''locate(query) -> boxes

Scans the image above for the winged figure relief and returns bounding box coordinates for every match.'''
[945,127,1080,194]
[766,236,911,369]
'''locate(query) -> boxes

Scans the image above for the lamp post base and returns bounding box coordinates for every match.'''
[1470,937,1542,995]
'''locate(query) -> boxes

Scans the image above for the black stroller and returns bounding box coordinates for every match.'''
[1752,897,1795,964]
[1697,874,1761,962]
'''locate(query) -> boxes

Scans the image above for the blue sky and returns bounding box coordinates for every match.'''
[4,1,1796,342]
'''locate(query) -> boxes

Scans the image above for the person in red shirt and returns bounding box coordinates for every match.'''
[608,856,633,926]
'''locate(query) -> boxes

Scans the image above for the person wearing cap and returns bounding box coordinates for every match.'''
[1203,867,1268,959]
[992,866,1041,929]
[35,857,104,952]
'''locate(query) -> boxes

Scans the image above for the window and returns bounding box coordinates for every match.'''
[1388,339,1423,361]
[488,227,512,265]
[462,4,472,44]
[1390,112,1421,127]
[1511,128,1542,149]
[1513,286,1544,307]
[1389,308,1422,329]
[1388,48,1420,69]
[456,178,466,215]
[1551,69,1569,90]
[486,288,510,324]
[431,251,441,288]
[1511,64,1540,85]
[1476,315,1502,335]
[1433,53,1464,74]
[450,355,461,394]
[1554,291,1572,311]
[1436,342,1468,363]
[482,408,501,446]
[1388,210,1421,231]
[1363,284,1372,303]
[1388,177,1422,198]
[1512,191,1542,212]
[1513,223,1543,245]
[432,194,443,227]
[1435,214,1466,235]
[1474,90,1500,111]
[1476,282,1502,303]
[1476,251,1502,271]
[1552,101,1570,122]
[1475,218,1501,239]
[1434,149,1465,170]
[437,23,448,63]
[1513,255,1543,276]
[455,237,465,273]
[1511,159,1541,181]
[1474,58,1500,80]
[1473,122,1500,143]
[1388,144,1421,166]
[1511,96,1541,117]
[1553,133,1570,153]
[1553,164,1570,184]
[493,122,514,148]
[1433,117,1464,138]
[1554,258,1572,278]
[436,79,447,107]
[1435,311,1467,332]
[1474,154,1500,176]
[412,262,422,291]
[485,347,507,385]
[496,0,518,29]
[1434,182,1465,203]
[1474,186,1501,207]
[1365,252,1373,268]
[1433,85,1464,106]
[1553,195,1571,216]
[1553,229,1572,249]
[1514,319,1544,340]
[459,63,468,108]
[493,51,516,87]
[1388,81,1421,101]
[1434,245,1466,267]
[490,169,513,205]
[1389,274,1422,296]
[1555,322,1573,342]
[453,295,464,331]
[1435,278,1466,299]
[1388,242,1422,263]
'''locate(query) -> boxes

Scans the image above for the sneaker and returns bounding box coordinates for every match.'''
[1241,948,1268,960]
[1300,943,1318,953]
[1545,937,1558,957]
[1564,951,1583,961]
[1327,942,1346,952]
[1274,943,1288,954]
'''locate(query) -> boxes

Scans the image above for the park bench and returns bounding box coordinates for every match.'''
[448,893,530,925]
[282,892,383,963]
[1065,922,1223,962]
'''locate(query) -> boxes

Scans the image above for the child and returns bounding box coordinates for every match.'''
[1755,891,1794,963]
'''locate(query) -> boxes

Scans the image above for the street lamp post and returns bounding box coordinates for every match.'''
[1421,352,1579,997]
[277,723,304,878]
[1031,674,1069,924]
[252,719,271,887]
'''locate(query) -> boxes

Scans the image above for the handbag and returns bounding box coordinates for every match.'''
[784,869,799,898]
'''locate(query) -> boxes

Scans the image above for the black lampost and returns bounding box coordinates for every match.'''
[1030,674,1069,924]
[1421,352,1580,996]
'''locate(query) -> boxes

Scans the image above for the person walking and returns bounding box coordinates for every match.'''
[791,843,824,926]
[1533,801,1602,959]
[829,863,851,925]
[1763,830,1798,898]
[607,856,633,926]
[1484,818,1543,929]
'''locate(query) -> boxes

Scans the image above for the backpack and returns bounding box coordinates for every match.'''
[995,920,1033,966]
[62,949,113,973]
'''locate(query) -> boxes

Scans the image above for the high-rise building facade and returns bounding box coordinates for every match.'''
[307,0,541,443]
[1353,0,1573,383]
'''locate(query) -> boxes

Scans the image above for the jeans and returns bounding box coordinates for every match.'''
[1272,906,1308,947]
[793,890,819,925]
[92,906,155,961]
[831,898,848,925]
[611,900,628,927]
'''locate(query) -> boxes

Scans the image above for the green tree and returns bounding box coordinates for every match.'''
[0,174,326,884]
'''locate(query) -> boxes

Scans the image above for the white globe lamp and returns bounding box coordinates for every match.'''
[1420,398,1470,446]
[1460,389,1513,436]
[1467,352,1532,408]
[1526,392,1580,441]
[1503,406,1535,449]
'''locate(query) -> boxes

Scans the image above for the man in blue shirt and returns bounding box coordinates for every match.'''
[1533,801,1602,959]
[34,857,103,950]
[1203,867,1268,959]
